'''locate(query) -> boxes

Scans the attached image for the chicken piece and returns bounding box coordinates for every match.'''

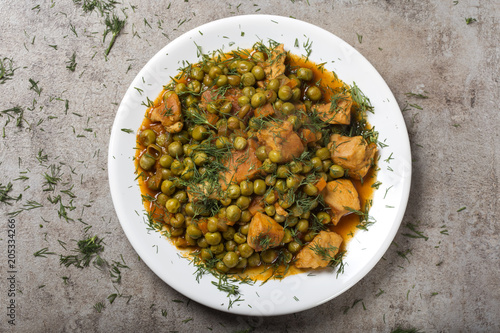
[254,103,275,118]
[321,179,360,225]
[312,93,353,125]
[150,93,183,132]
[220,138,262,189]
[248,196,265,216]
[328,134,377,179]
[187,180,220,203]
[256,120,305,163]
[295,231,343,269]
[262,44,286,80]
[199,87,242,114]
[247,212,284,251]
[299,128,322,144]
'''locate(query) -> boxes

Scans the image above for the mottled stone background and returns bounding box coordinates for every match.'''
[0,0,498,332]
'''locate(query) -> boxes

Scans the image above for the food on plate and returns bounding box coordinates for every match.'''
[135,41,379,277]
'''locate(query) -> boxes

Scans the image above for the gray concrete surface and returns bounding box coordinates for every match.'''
[1,0,499,332]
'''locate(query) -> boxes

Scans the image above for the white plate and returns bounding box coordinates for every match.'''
[108,14,411,316]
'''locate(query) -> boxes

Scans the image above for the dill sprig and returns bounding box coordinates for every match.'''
[34,247,56,258]
[103,13,126,57]
[0,182,22,205]
[59,235,105,268]
[73,0,118,16]
[66,52,77,72]
[0,57,17,84]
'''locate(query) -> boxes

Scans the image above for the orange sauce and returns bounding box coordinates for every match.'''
[135,48,377,280]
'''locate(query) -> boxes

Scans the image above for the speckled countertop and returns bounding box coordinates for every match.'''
[0,1,499,332]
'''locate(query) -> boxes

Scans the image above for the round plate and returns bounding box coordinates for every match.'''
[108,14,411,316]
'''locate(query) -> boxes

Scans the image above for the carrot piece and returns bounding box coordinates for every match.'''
[314,177,327,192]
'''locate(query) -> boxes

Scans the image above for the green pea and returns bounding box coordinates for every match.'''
[274,214,286,223]
[139,154,155,170]
[165,198,180,213]
[240,210,252,223]
[227,184,241,199]
[297,67,313,81]
[186,224,202,239]
[261,249,278,264]
[226,205,242,222]
[251,65,265,80]
[159,155,173,168]
[276,165,290,178]
[187,80,201,93]
[282,229,293,243]
[216,136,230,149]
[190,67,204,81]
[288,241,302,254]
[253,179,267,196]
[209,66,223,79]
[193,152,208,166]
[200,248,212,261]
[170,160,183,176]
[248,253,261,267]
[238,243,254,258]
[280,102,295,115]
[264,191,277,205]
[191,125,208,141]
[161,180,175,195]
[265,175,276,186]
[146,177,160,191]
[140,129,156,146]
[157,193,168,207]
[170,213,185,228]
[239,104,251,118]
[278,85,292,101]
[216,261,230,273]
[215,74,228,87]
[238,60,254,74]
[236,196,251,210]
[197,237,208,248]
[203,74,213,86]
[185,203,195,217]
[234,137,248,151]
[233,232,246,244]
[265,90,278,104]
[252,51,265,62]
[261,159,277,174]
[242,86,256,98]
[211,243,225,255]
[156,133,171,148]
[275,179,287,193]
[316,147,331,160]
[168,141,184,157]
[228,75,241,86]
[322,159,333,172]
[317,212,331,224]
[268,150,283,164]
[238,95,250,107]
[240,223,250,235]
[236,258,247,269]
[255,146,268,162]
[268,78,280,91]
[304,231,316,242]
[207,217,218,233]
[301,211,311,219]
[265,205,276,216]
[303,183,319,196]
[240,180,254,196]
[286,175,301,189]
[311,157,323,171]
[220,101,232,114]
[251,92,267,108]
[223,252,239,268]
[286,216,299,227]
[306,85,322,101]
[205,232,222,245]
[174,82,187,94]
[329,165,345,179]
[291,88,301,102]
[170,227,184,237]
[241,72,256,87]
[296,219,309,233]
[290,205,303,217]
